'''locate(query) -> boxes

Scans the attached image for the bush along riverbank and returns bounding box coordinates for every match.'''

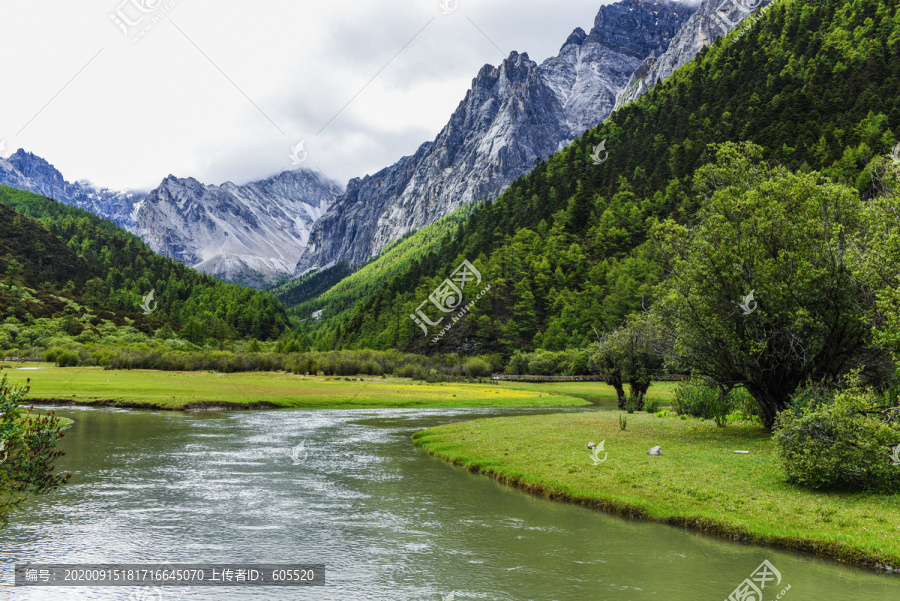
[413,410,900,572]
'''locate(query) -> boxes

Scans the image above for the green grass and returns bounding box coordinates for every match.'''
[492,380,676,406]
[1,365,595,410]
[413,410,900,571]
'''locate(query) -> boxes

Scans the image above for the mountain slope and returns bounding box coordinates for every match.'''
[301,0,900,354]
[275,203,479,332]
[0,149,146,229]
[0,186,291,341]
[615,0,774,109]
[133,169,342,288]
[295,0,696,276]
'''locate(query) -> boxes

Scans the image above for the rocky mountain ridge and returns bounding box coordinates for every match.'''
[614,0,774,109]
[295,0,696,275]
[134,169,343,287]
[0,149,146,229]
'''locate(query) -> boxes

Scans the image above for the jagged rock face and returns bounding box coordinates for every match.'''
[296,0,695,275]
[615,0,773,109]
[134,169,342,287]
[541,0,697,134]
[0,149,146,229]
[301,51,569,274]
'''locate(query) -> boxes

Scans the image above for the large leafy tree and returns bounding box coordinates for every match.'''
[855,156,900,355]
[592,313,665,410]
[653,143,890,429]
[0,371,70,527]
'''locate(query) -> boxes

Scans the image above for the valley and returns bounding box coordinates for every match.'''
[2,0,900,599]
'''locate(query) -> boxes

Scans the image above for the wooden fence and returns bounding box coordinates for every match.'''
[491,374,688,383]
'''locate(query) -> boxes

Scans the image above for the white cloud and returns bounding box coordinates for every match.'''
[0,0,610,192]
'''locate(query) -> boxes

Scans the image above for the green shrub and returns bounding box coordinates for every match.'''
[464,357,492,379]
[506,351,529,375]
[672,380,736,425]
[568,350,593,376]
[335,358,360,376]
[55,350,80,367]
[625,392,638,413]
[733,388,764,424]
[644,397,660,413]
[774,383,900,492]
[396,364,424,380]
[360,360,383,376]
[527,352,558,376]
[709,392,731,427]
[155,324,176,340]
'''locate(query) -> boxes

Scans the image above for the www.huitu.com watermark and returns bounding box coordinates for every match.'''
[109,0,182,44]
[730,1,775,43]
[410,260,490,343]
[712,0,766,35]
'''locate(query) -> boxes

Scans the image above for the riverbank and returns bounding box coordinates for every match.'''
[1,365,617,410]
[413,410,900,572]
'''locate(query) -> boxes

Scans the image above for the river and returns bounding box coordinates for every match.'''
[1,406,897,600]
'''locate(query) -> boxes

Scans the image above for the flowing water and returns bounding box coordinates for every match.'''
[0,406,898,600]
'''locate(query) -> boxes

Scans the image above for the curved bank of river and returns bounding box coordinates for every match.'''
[1,406,898,600]
[414,410,900,575]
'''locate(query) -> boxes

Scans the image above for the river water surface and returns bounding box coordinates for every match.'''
[1,406,898,600]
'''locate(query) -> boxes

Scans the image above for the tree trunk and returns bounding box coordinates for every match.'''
[746,384,791,430]
[613,382,626,409]
[630,381,650,411]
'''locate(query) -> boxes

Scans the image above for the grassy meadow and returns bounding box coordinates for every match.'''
[2,363,678,410]
[414,410,900,571]
[0,363,625,410]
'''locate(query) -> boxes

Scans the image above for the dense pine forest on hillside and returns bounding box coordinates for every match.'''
[0,187,290,352]
[293,0,900,355]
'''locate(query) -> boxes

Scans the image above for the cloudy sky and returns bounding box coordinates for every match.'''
[0,0,619,192]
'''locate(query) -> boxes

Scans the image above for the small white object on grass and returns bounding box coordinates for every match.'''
[735,450,750,454]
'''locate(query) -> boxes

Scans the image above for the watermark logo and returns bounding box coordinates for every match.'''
[291,441,308,465]
[588,440,608,465]
[724,560,790,601]
[410,260,491,342]
[890,443,900,466]
[0,139,6,158]
[0,438,8,465]
[590,140,609,165]
[439,0,458,14]
[109,0,181,44]
[289,140,308,165]
[140,290,158,316]
[740,290,757,315]
[442,592,456,601]
[126,585,166,601]
[891,143,900,164]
